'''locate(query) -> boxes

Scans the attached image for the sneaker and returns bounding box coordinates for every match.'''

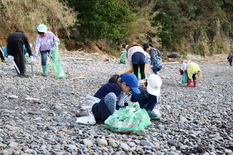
[148,110,161,119]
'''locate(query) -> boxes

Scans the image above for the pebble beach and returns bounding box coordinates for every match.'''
[0,51,232,155]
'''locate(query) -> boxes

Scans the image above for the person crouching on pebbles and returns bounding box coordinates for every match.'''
[180,61,202,87]
[131,74,162,119]
[91,73,140,123]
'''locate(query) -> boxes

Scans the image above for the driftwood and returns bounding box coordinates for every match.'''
[162,61,180,65]
[62,57,94,61]
[71,76,85,80]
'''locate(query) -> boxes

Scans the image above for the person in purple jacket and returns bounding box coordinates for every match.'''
[33,24,60,76]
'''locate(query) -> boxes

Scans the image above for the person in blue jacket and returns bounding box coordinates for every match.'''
[227,51,233,66]
[91,73,140,122]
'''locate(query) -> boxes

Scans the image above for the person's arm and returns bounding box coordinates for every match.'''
[150,49,156,65]
[23,36,32,56]
[51,32,60,44]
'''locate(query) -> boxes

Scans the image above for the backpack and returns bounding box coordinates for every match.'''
[153,56,162,70]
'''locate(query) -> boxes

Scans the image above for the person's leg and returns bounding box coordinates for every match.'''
[132,64,139,79]
[187,78,192,87]
[15,41,26,74]
[41,51,48,76]
[8,41,25,75]
[132,52,141,79]
[139,63,145,79]
[192,73,198,87]
[104,92,117,114]
[0,49,5,62]
[145,95,157,111]
[146,95,161,119]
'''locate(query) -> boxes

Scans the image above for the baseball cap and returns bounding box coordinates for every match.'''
[37,24,48,33]
[147,74,162,96]
[142,43,150,51]
[121,73,140,94]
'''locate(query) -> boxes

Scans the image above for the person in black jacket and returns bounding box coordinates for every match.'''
[7,30,32,77]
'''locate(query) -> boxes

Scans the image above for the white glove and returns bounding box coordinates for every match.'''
[28,56,34,63]
[8,55,14,61]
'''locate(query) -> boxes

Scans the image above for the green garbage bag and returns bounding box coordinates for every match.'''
[48,45,66,79]
[104,102,151,134]
[120,51,127,64]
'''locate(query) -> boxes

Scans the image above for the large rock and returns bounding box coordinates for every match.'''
[167,52,181,58]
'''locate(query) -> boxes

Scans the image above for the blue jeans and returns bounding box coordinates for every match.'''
[40,50,50,65]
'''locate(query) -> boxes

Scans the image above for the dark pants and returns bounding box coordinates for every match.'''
[131,92,158,111]
[132,52,146,79]
[0,46,5,61]
[0,51,4,61]
[188,73,197,80]
[7,41,25,74]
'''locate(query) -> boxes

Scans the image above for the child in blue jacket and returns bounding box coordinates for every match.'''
[91,73,140,122]
[227,52,233,66]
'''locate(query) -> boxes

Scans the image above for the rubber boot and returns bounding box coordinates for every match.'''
[187,80,192,87]
[193,80,197,87]
[42,65,48,76]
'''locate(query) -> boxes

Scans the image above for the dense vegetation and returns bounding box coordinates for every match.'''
[1,0,233,56]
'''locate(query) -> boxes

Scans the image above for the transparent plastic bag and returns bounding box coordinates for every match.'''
[48,45,66,78]
[104,102,151,134]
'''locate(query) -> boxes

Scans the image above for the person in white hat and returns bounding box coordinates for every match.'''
[33,24,60,76]
[131,74,162,119]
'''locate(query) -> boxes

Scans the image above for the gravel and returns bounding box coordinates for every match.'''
[0,51,232,155]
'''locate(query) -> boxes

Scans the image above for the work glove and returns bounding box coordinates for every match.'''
[53,42,59,46]
[8,55,14,61]
[28,56,34,63]
[33,52,38,58]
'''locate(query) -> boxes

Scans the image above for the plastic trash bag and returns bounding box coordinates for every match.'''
[76,95,100,125]
[48,45,66,78]
[120,51,127,64]
[181,72,188,84]
[104,102,151,134]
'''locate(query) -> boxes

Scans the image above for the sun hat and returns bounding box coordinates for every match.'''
[121,73,140,94]
[142,43,150,51]
[37,24,48,33]
[147,74,162,96]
